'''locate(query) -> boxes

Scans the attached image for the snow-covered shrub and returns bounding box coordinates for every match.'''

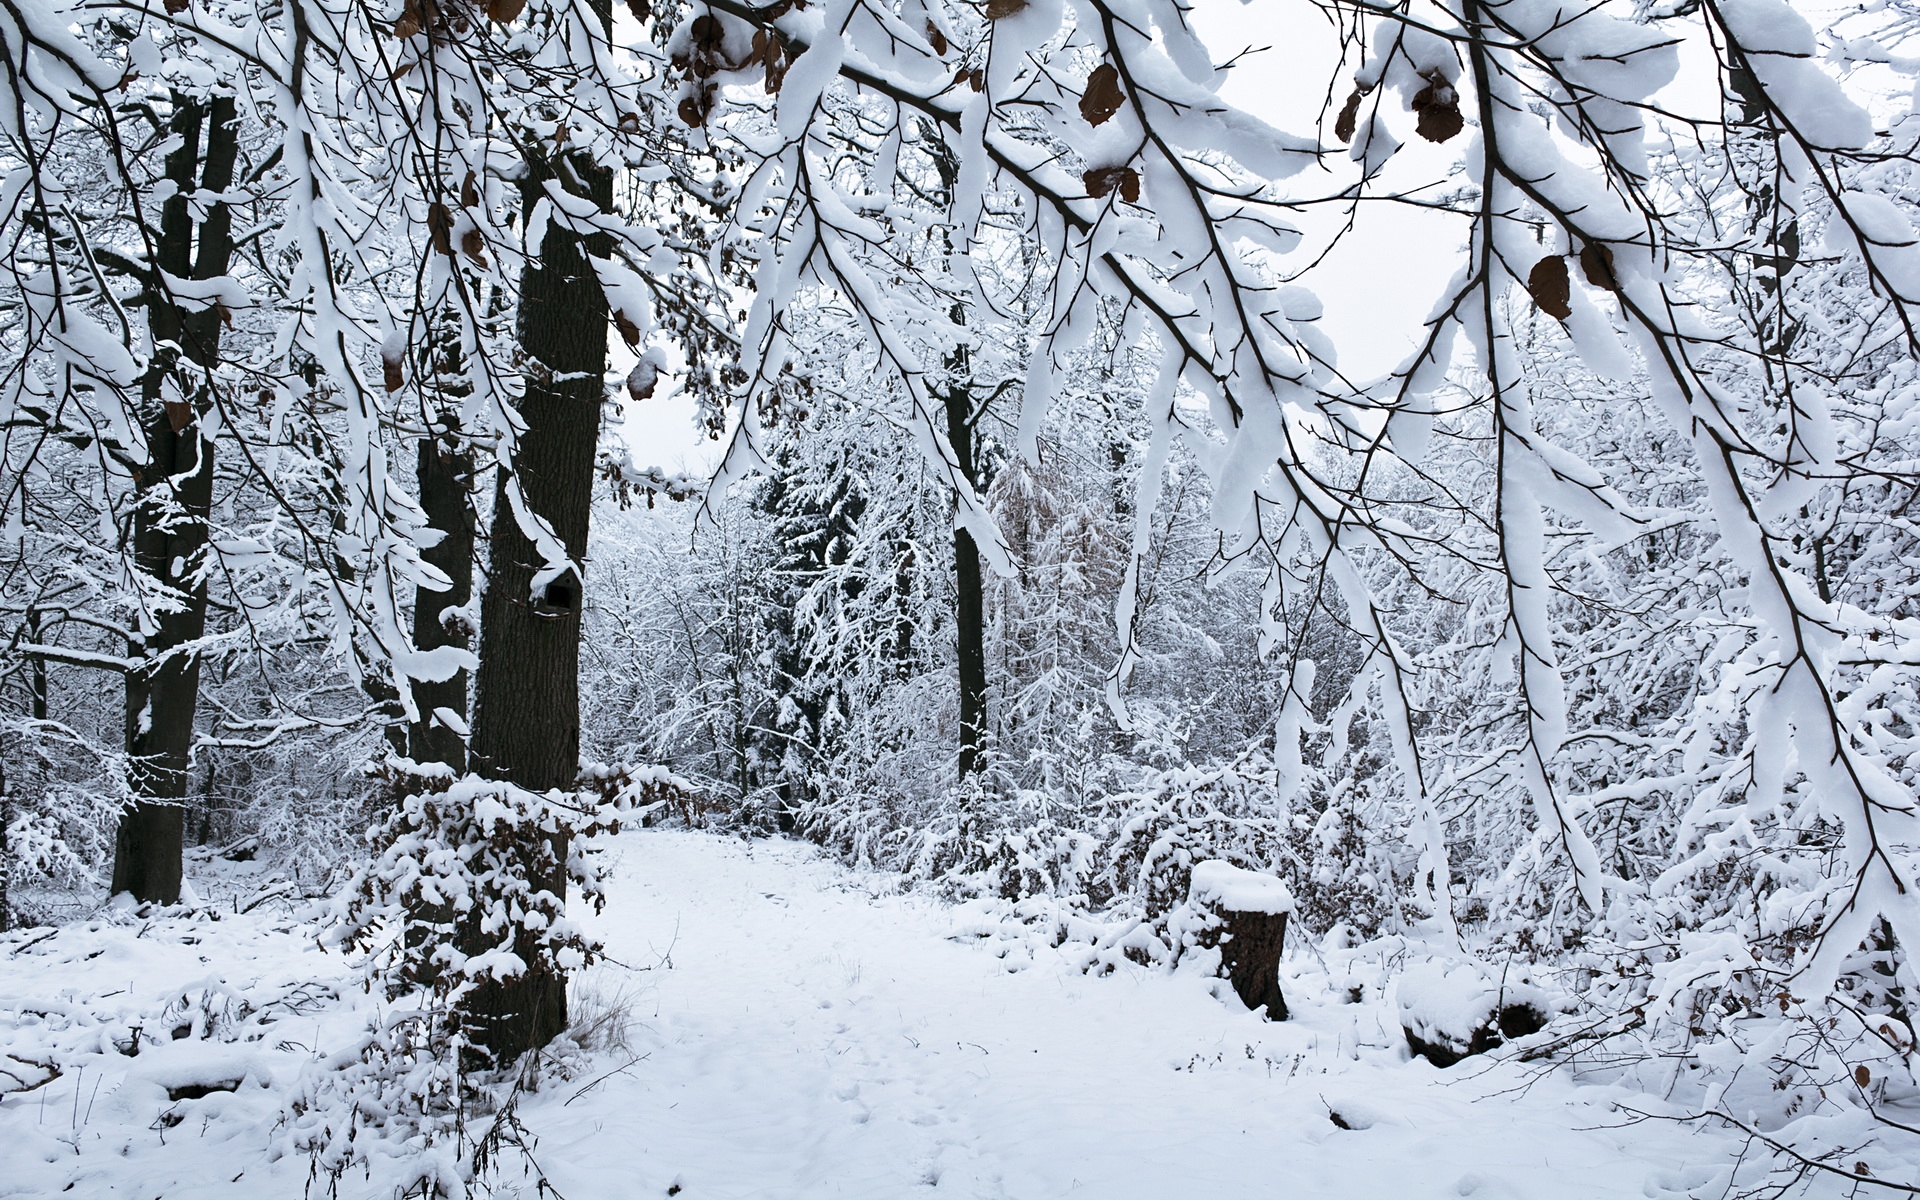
[918,786,1104,903]
[337,761,690,1010]
[0,719,126,927]
[1103,754,1296,923]
[299,761,691,1187]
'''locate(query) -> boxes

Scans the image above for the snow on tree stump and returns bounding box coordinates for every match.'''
[1396,960,1550,1067]
[1187,860,1294,1021]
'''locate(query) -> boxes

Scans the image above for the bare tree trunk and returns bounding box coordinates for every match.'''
[409,405,473,773]
[944,387,987,780]
[462,109,614,1060]
[113,93,238,905]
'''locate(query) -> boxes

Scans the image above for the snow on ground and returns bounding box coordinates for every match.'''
[0,829,1788,1198]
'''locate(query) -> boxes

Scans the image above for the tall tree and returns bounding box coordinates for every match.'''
[113,92,239,904]
[461,0,619,1060]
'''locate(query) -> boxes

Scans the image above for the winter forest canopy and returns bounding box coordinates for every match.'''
[6,0,1920,1189]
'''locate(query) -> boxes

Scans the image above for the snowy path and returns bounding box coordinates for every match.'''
[526,830,1732,1200]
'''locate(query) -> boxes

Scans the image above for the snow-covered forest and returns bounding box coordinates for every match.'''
[5,0,1920,1190]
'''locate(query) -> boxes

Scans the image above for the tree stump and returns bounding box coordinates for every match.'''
[1187,861,1294,1021]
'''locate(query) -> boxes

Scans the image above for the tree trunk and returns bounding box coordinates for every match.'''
[944,388,987,780]
[114,93,238,905]
[409,407,473,773]
[462,128,614,1060]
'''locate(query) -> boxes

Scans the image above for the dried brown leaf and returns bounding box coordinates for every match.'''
[1580,242,1619,292]
[1084,165,1140,203]
[1334,87,1364,144]
[488,0,525,23]
[1411,73,1462,143]
[164,400,192,432]
[460,228,489,265]
[926,20,948,55]
[983,0,1026,18]
[1856,1065,1872,1088]
[427,202,454,256]
[1080,63,1124,127]
[613,311,642,348]
[1526,255,1571,320]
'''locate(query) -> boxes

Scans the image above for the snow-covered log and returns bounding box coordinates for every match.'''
[1396,962,1549,1068]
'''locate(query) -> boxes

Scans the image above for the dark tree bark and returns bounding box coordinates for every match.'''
[409,408,473,773]
[944,387,987,781]
[462,118,614,1059]
[1214,908,1289,1021]
[924,128,989,782]
[113,93,238,904]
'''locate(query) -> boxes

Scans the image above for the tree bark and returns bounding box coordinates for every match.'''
[944,388,987,781]
[113,93,238,905]
[1214,908,1289,1021]
[409,407,473,773]
[462,129,613,1060]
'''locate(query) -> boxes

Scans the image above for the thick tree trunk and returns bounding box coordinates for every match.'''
[409,409,473,773]
[462,133,613,1060]
[944,389,987,780]
[113,94,238,905]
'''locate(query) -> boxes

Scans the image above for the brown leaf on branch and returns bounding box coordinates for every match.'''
[967,67,986,92]
[460,228,489,266]
[1527,255,1571,320]
[983,0,1026,18]
[427,202,454,256]
[1580,242,1619,292]
[394,0,425,37]
[613,311,642,348]
[1411,72,1462,143]
[679,85,714,127]
[1856,1065,1872,1088]
[163,0,190,13]
[383,356,405,393]
[1334,87,1364,144]
[689,13,724,49]
[1084,165,1140,204]
[461,170,480,208]
[926,20,948,56]
[488,0,525,23]
[626,0,649,21]
[1080,64,1124,127]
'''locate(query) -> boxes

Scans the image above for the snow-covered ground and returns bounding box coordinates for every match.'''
[0,830,1789,1198]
